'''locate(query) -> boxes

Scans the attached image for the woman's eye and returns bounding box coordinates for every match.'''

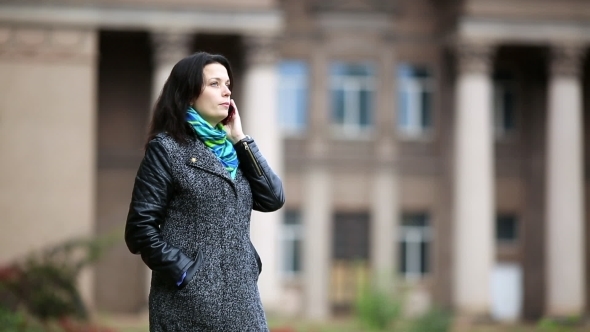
[210,82,219,87]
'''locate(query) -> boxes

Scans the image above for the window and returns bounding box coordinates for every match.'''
[493,71,517,138]
[496,214,518,243]
[281,210,302,276]
[330,62,375,136]
[397,64,434,138]
[332,212,370,260]
[278,60,309,134]
[399,213,431,280]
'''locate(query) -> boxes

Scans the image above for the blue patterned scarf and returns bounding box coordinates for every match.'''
[186,107,239,179]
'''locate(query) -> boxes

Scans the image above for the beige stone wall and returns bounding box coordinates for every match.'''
[496,178,524,213]
[331,172,373,211]
[0,2,283,38]
[465,0,590,20]
[0,25,97,306]
[6,0,277,10]
[400,177,438,211]
[98,0,276,9]
[284,172,303,209]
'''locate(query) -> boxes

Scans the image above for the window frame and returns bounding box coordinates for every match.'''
[329,61,376,138]
[496,213,519,245]
[396,64,435,140]
[493,78,518,140]
[398,213,432,281]
[278,60,309,136]
[280,210,303,278]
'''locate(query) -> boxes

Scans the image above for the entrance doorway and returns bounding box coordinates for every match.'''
[330,212,371,315]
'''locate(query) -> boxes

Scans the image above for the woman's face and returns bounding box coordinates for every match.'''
[192,63,232,127]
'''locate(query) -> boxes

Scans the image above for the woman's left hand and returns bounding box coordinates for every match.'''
[223,99,246,144]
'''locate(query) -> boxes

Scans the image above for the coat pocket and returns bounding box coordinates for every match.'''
[249,241,262,278]
[177,248,205,290]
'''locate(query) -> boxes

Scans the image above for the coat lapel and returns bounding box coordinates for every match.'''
[185,138,237,193]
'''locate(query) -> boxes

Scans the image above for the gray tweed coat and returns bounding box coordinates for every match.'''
[125,133,285,331]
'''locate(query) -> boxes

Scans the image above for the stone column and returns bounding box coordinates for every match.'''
[371,45,398,292]
[302,37,332,319]
[545,44,586,317]
[0,25,98,308]
[241,34,283,310]
[452,41,495,316]
[371,167,398,289]
[150,31,193,106]
[302,163,332,319]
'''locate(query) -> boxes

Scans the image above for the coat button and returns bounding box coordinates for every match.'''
[191,157,196,163]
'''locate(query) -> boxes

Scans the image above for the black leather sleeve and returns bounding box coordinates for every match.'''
[125,138,195,288]
[234,137,285,212]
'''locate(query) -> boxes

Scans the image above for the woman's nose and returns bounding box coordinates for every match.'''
[223,86,231,96]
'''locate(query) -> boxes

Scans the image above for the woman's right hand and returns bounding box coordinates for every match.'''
[224,99,246,144]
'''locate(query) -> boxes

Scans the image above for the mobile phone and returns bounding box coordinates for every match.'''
[221,104,235,125]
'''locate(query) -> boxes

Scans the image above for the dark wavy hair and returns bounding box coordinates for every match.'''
[146,51,234,147]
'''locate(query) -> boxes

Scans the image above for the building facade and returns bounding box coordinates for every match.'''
[1,0,589,322]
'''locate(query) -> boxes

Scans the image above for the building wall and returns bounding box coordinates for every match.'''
[279,0,590,319]
[0,26,98,307]
[13,0,277,10]
[279,0,448,316]
[465,0,590,21]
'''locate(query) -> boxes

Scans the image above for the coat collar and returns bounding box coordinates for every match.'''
[185,137,237,191]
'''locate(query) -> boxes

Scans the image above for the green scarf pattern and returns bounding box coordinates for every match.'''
[186,107,239,179]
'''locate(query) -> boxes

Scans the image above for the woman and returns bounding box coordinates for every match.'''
[124,51,285,331]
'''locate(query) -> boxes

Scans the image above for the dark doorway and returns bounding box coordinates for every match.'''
[494,45,548,321]
[95,30,153,313]
[330,212,371,315]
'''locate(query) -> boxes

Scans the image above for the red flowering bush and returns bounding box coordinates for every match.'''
[0,228,121,331]
[0,264,23,311]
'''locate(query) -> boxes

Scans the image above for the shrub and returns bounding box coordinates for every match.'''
[354,283,402,331]
[537,316,581,332]
[0,306,45,332]
[408,307,452,332]
[0,228,121,324]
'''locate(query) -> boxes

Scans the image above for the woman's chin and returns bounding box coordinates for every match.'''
[218,114,229,123]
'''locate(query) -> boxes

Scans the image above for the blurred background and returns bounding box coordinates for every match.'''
[1,0,590,331]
